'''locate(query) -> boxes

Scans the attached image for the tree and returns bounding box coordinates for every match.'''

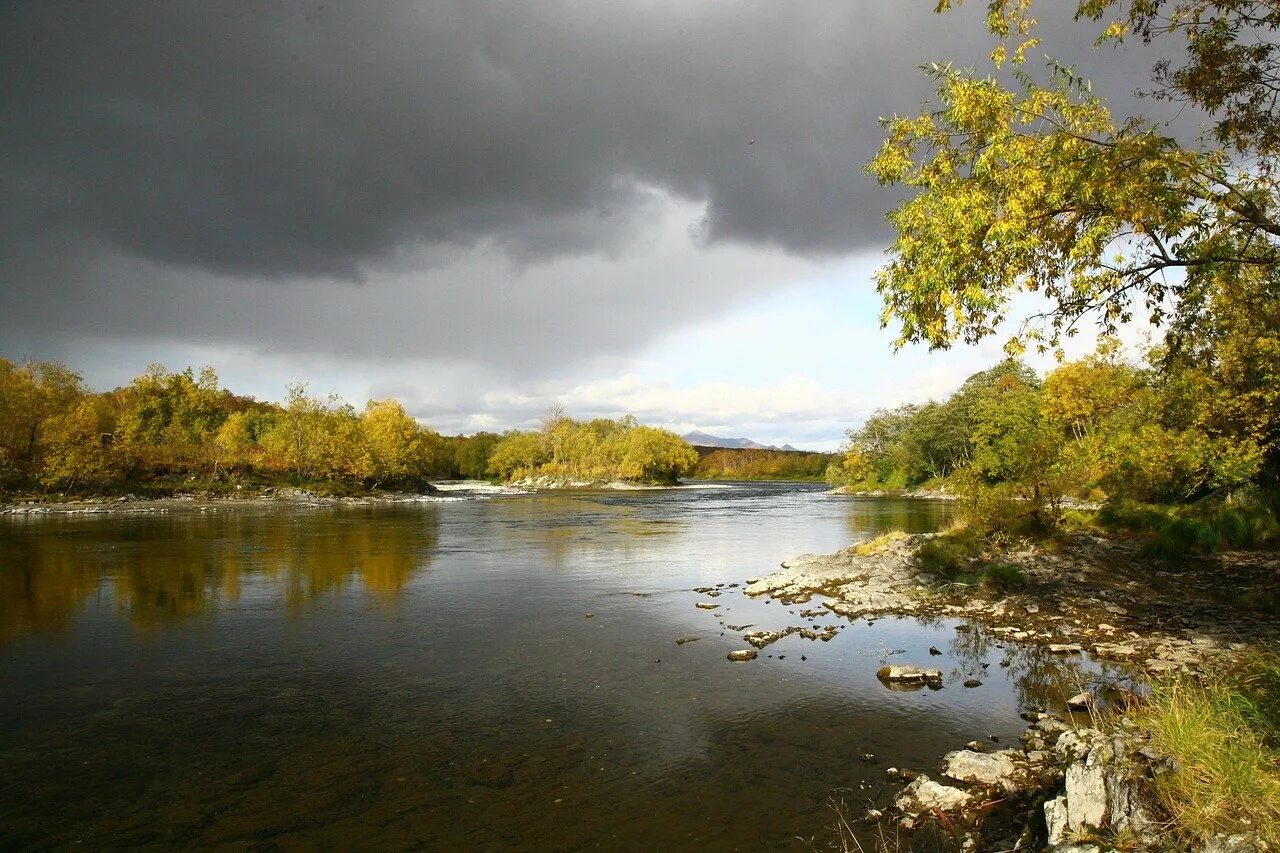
[0,359,85,483]
[872,0,1280,362]
[453,432,500,480]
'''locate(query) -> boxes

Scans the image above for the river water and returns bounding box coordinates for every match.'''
[0,483,1112,850]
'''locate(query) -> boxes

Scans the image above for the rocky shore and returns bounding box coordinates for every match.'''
[738,531,1279,851]
[885,708,1268,852]
[744,532,1278,677]
[0,485,456,516]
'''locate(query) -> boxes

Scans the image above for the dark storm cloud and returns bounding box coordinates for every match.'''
[0,0,1178,368]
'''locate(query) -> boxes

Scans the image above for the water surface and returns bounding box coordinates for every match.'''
[0,484,1115,850]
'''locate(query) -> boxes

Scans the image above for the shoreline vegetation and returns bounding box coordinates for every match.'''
[0,358,837,508]
[0,360,729,504]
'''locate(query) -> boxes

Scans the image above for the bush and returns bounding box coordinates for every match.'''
[1098,500,1174,533]
[1207,505,1279,550]
[915,531,983,579]
[1141,517,1222,560]
[982,562,1027,592]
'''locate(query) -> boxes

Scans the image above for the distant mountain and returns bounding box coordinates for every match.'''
[682,431,801,452]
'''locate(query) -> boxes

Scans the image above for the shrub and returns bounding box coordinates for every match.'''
[1141,517,1221,560]
[1207,505,1279,550]
[1098,500,1174,533]
[982,562,1027,592]
[914,531,982,579]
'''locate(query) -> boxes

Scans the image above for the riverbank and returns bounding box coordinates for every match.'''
[738,531,1280,850]
[0,485,462,516]
[744,531,1277,674]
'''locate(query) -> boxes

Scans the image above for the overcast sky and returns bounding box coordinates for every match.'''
[1,1,1174,449]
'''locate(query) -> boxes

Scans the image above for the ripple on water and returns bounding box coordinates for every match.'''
[0,486,1131,850]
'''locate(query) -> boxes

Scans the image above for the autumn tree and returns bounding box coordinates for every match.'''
[876,1,1280,354]
[0,360,86,484]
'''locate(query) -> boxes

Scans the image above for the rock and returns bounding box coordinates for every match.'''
[894,774,973,813]
[674,636,699,645]
[1056,728,1104,762]
[744,630,785,648]
[1044,795,1069,846]
[876,665,943,685]
[1065,761,1109,832]
[1201,834,1266,853]
[863,808,883,823]
[1049,643,1084,654]
[1092,642,1139,660]
[963,679,983,688]
[695,602,720,610]
[1066,692,1092,711]
[1107,767,1158,837]
[929,645,942,656]
[727,649,757,662]
[942,749,1024,792]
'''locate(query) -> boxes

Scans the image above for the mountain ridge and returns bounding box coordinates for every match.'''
[682,430,801,453]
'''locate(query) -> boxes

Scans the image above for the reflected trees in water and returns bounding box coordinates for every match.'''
[0,507,440,643]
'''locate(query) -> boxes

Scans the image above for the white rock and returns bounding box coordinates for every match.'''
[1065,763,1109,831]
[1066,692,1092,711]
[942,749,1023,792]
[1044,795,1070,846]
[894,775,973,813]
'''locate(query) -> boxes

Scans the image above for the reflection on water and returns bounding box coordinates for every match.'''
[0,485,1127,850]
[1,506,439,643]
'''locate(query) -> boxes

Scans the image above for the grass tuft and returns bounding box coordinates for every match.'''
[1133,644,1280,848]
[852,530,909,556]
[914,530,983,578]
[980,562,1026,592]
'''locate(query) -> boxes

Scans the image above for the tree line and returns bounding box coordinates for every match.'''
[0,361,695,496]
[827,341,1279,537]
[691,447,833,482]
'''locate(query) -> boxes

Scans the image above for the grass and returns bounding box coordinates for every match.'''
[852,530,909,556]
[980,561,1027,592]
[1094,496,1279,561]
[913,528,983,578]
[1132,644,1280,848]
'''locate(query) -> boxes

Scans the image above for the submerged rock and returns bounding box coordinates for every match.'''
[1066,691,1092,711]
[877,665,943,685]
[727,649,757,662]
[695,602,720,610]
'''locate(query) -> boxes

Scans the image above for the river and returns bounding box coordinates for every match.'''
[0,483,1108,850]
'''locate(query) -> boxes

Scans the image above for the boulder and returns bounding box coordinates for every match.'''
[942,749,1024,792]
[1064,762,1109,831]
[894,774,973,813]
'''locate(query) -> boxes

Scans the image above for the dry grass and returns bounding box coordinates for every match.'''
[852,530,909,556]
[1132,645,1280,848]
